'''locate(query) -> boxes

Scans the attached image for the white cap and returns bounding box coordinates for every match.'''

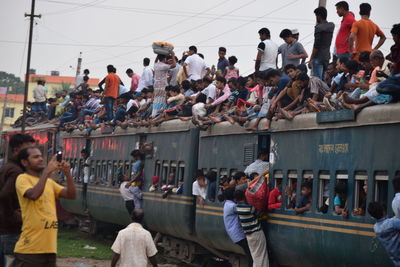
[291,29,299,35]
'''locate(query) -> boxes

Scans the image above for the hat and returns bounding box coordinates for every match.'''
[152,176,159,184]
[291,29,299,35]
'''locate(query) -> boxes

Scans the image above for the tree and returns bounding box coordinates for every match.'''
[0,71,25,94]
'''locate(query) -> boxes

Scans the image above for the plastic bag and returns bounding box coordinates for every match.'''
[245,174,269,212]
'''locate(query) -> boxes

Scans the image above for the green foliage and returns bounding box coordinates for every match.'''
[0,71,25,94]
[58,228,113,259]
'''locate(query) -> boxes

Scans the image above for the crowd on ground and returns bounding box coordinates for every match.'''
[17,2,400,133]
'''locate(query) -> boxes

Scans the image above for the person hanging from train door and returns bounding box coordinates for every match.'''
[14,147,76,267]
[393,176,400,218]
[367,202,400,266]
[223,187,253,267]
[80,149,90,211]
[0,134,35,267]
[128,150,145,185]
[235,189,269,267]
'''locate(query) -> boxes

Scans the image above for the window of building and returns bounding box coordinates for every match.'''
[318,171,329,213]
[354,171,368,216]
[4,108,14,118]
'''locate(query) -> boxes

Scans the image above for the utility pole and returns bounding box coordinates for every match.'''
[318,0,327,7]
[21,0,41,133]
[0,87,10,138]
[75,52,83,87]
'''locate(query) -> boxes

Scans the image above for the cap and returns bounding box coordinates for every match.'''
[291,29,299,35]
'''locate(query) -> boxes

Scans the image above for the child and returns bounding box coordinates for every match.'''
[368,202,400,266]
[392,176,400,218]
[295,181,312,214]
[224,56,239,80]
[334,182,348,218]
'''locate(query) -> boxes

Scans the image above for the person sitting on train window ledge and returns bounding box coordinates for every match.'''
[192,170,208,207]
[119,174,135,216]
[234,190,269,267]
[161,172,176,198]
[392,175,400,218]
[334,181,348,218]
[223,187,253,266]
[268,180,282,210]
[129,179,143,209]
[295,181,312,215]
[341,50,393,111]
[244,150,269,176]
[234,171,249,192]
[111,209,158,267]
[206,171,217,202]
[149,176,159,192]
[367,202,400,266]
[14,147,76,267]
[0,134,35,267]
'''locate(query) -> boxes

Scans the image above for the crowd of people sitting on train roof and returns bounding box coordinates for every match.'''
[14,2,400,133]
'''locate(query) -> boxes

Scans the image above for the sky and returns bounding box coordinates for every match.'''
[0,0,398,87]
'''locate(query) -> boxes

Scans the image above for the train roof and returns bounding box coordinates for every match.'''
[61,103,400,139]
[2,123,57,135]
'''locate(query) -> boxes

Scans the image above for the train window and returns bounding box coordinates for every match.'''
[230,169,238,177]
[102,161,107,185]
[318,171,330,213]
[154,160,161,177]
[178,162,185,183]
[107,161,113,184]
[162,161,169,185]
[286,170,297,209]
[125,161,131,178]
[96,161,101,184]
[274,170,283,188]
[113,161,118,185]
[374,171,388,211]
[220,168,228,177]
[334,171,348,215]
[354,171,368,216]
[202,168,208,176]
[170,161,177,185]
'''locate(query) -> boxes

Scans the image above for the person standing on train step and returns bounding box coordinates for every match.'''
[0,134,35,267]
[244,150,269,176]
[223,187,253,266]
[111,209,158,267]
[14,147,76,267]
[119,174,135,215]
[368,202,400,266]
[129,179,143,210]
[81,149,90,210]
[98,65,123,122]
[234,190,269,267]
[393,176,400,218]
[192,170,208,207]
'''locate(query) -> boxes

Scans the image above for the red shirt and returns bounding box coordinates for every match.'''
[268,187,282,210]
[335,12,355,54]
[104,73,120,99]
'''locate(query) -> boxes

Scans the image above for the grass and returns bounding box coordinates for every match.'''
[58,228,114,260]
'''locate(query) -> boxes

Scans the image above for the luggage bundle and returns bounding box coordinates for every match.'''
[152,41,174,55]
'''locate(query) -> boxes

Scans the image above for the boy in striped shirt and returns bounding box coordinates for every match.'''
[234,190,269,267]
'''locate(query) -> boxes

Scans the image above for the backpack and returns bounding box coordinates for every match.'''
[245,173,270,212]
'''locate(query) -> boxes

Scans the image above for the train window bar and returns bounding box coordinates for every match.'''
[286,170,297,209]
[318,171,330,213]
[170,161,177,186]
[107,161,113,184]
[220,168,228,177]
[102,161,107,185]
[178,162,185,183]
[154,160,161,177]
[354,171,368,216]
[162,161,169,185]
[374,171,388,211]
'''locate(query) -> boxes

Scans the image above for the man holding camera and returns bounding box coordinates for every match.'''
[14,147,76,267]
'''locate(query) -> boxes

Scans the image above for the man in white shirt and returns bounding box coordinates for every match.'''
[192,170,208,207]
[33,80,47,113]
[255,28,278,71]
[111,209,158,267]
[201,77,217,104]
[119,174,135,215]
[137,58,153,92]
[184,46,210,81]
[244,150,269,176]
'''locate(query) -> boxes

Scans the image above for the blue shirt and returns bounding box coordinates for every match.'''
[223,200,246,243]
[334,195,342,207]
[393,193,400,218]
[268,75,291,98]
[217,57,229,72]
[296,195,311,209]
[374,217,400,266]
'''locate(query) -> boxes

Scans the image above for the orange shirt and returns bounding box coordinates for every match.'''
[351,18,384,53]
[104,73,120,99]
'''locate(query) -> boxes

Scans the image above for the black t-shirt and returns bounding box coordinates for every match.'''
[258,42,265,51]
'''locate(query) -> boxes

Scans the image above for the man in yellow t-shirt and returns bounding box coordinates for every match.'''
[14,147,76,267]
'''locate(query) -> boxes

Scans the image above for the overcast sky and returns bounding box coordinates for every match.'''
[0,0,398,86]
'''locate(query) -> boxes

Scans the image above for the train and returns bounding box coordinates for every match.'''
[2,103,399,267]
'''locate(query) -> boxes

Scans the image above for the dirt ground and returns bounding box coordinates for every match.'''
[57,257,180,267]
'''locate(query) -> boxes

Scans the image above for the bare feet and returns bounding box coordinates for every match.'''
[179,117,191,121]
[259,120,271,131]
[224,115,235,124]
[209,116,222,123]
[280,108,294,120]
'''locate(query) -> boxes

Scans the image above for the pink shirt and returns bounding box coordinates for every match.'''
[130,74,140,92]
[211,84,231,106]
